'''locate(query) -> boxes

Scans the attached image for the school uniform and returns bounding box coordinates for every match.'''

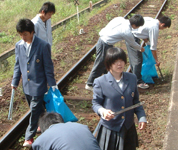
[11,35,56,140]
[126,17,159,84]
[87,17,141,86]
[92,72,146,150]
[32,122,101,150]
[32,14,53,46]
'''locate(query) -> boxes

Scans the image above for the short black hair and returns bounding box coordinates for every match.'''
[39,1,55,14]
[158,16,171,28]
[105,47,127,71]
[129,14,144,27]
[38,112,64,133]
[16,18,34,33]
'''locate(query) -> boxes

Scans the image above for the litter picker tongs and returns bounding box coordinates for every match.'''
[8,89,15,120]
[113,101,145,116]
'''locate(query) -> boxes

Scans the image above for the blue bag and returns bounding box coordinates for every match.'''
[44,87,78,122]
[141,45,158,83]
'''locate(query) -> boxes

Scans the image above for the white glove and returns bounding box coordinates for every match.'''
[98,108,106,119]
[98,108,114,121]
[51,85,58,92]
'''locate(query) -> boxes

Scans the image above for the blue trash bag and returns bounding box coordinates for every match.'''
[44,87,78,122]
[141,45,158,83]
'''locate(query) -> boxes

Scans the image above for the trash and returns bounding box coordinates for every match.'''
[0,88,2,96]
[79,28,85,34]
[141,45,158,83]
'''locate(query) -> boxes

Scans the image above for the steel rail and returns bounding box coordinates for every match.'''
[57,0,144,89]
[0,0,108,63]
[0,0,163,149]
[126,0,168,73]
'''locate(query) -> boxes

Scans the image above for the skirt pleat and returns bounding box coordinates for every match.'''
[93,123,138,150]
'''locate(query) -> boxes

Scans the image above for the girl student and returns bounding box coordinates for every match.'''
[92,47,147,150]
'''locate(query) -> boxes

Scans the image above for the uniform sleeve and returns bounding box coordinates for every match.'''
[34,23,39,37]
[124,32,141,50]
[133,75,147,122]
[11,44,21,86]
[92,79,105,116]
[149,27,159,50]
[42,43,56,86]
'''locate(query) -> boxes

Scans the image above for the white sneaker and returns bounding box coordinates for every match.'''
[137,83,149,89]
[85,84,93,91]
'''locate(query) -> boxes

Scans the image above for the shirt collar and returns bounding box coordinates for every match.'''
[115,73,123,83]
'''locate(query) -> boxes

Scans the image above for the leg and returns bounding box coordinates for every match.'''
[126,42,143,84]
[25,95,45,140]
[87,38,113,86]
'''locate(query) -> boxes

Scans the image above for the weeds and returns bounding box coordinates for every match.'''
[120,1,126,9]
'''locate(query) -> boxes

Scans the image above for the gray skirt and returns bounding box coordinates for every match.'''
[93,123,138,150]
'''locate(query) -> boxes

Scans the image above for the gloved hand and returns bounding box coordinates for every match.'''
[98,108,114,121]
[51,85,58,92]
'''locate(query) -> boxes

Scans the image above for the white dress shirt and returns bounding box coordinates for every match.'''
[32,14,53,46]
[99,17,141,50]
[132,17,159,50]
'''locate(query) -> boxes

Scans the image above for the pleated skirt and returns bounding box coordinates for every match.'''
[93,123,138,150]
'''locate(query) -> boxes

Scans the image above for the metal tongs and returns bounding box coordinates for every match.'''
[8,89,15,120]
[113,101,145,116]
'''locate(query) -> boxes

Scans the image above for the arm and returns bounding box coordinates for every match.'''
[43,43,56,86]
[92,79,114,121]
[152,50,160,66]
[133,75,147,130]
[11,44,21,89]
[125,32,143,52]
[149,28,160,66]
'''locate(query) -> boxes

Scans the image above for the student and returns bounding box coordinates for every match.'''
[11,18,57,147]
[126,16,171,89]
[85,14,145,91]
[32,1,55,46]
[32,112,101,150]
[92,47,147,150]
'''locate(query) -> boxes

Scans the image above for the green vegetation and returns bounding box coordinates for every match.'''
[0,0,100,54]
[0,0,102,84]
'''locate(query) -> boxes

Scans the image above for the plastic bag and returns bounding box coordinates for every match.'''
[141,45,158,83]
[44,87,78,122]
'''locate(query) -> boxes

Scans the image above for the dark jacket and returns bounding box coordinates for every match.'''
[92,72,146,132]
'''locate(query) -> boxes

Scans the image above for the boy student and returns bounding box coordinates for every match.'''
[32,1,55,46]
[126,16,171,89]
[11,19,58,147]
[32,112,101,150]
[85,14,145,91]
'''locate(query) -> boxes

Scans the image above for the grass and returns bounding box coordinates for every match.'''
[0,0,101,54]
[0,0,126,85]
[0,0,107,85]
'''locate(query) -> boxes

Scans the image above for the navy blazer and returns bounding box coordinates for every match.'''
[32,122,101,150]
[12,36,56,96]
[92,72,146,132]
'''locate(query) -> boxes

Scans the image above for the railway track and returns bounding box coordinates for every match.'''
[0,0,170,149]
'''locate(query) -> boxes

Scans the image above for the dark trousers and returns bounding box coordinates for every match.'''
[126,38,143,84]
[25,94,45,140]
[87,38,113,86]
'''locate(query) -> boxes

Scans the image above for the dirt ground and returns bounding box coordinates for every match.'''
[0,0,178,149]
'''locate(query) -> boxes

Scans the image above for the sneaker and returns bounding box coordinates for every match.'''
[137,83,149,89]
[23,138,34,147]
[36,126,41,133]
[85,84,93,91]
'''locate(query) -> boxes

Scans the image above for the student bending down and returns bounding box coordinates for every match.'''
[32,112,101,150]
[92,47,147,150]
